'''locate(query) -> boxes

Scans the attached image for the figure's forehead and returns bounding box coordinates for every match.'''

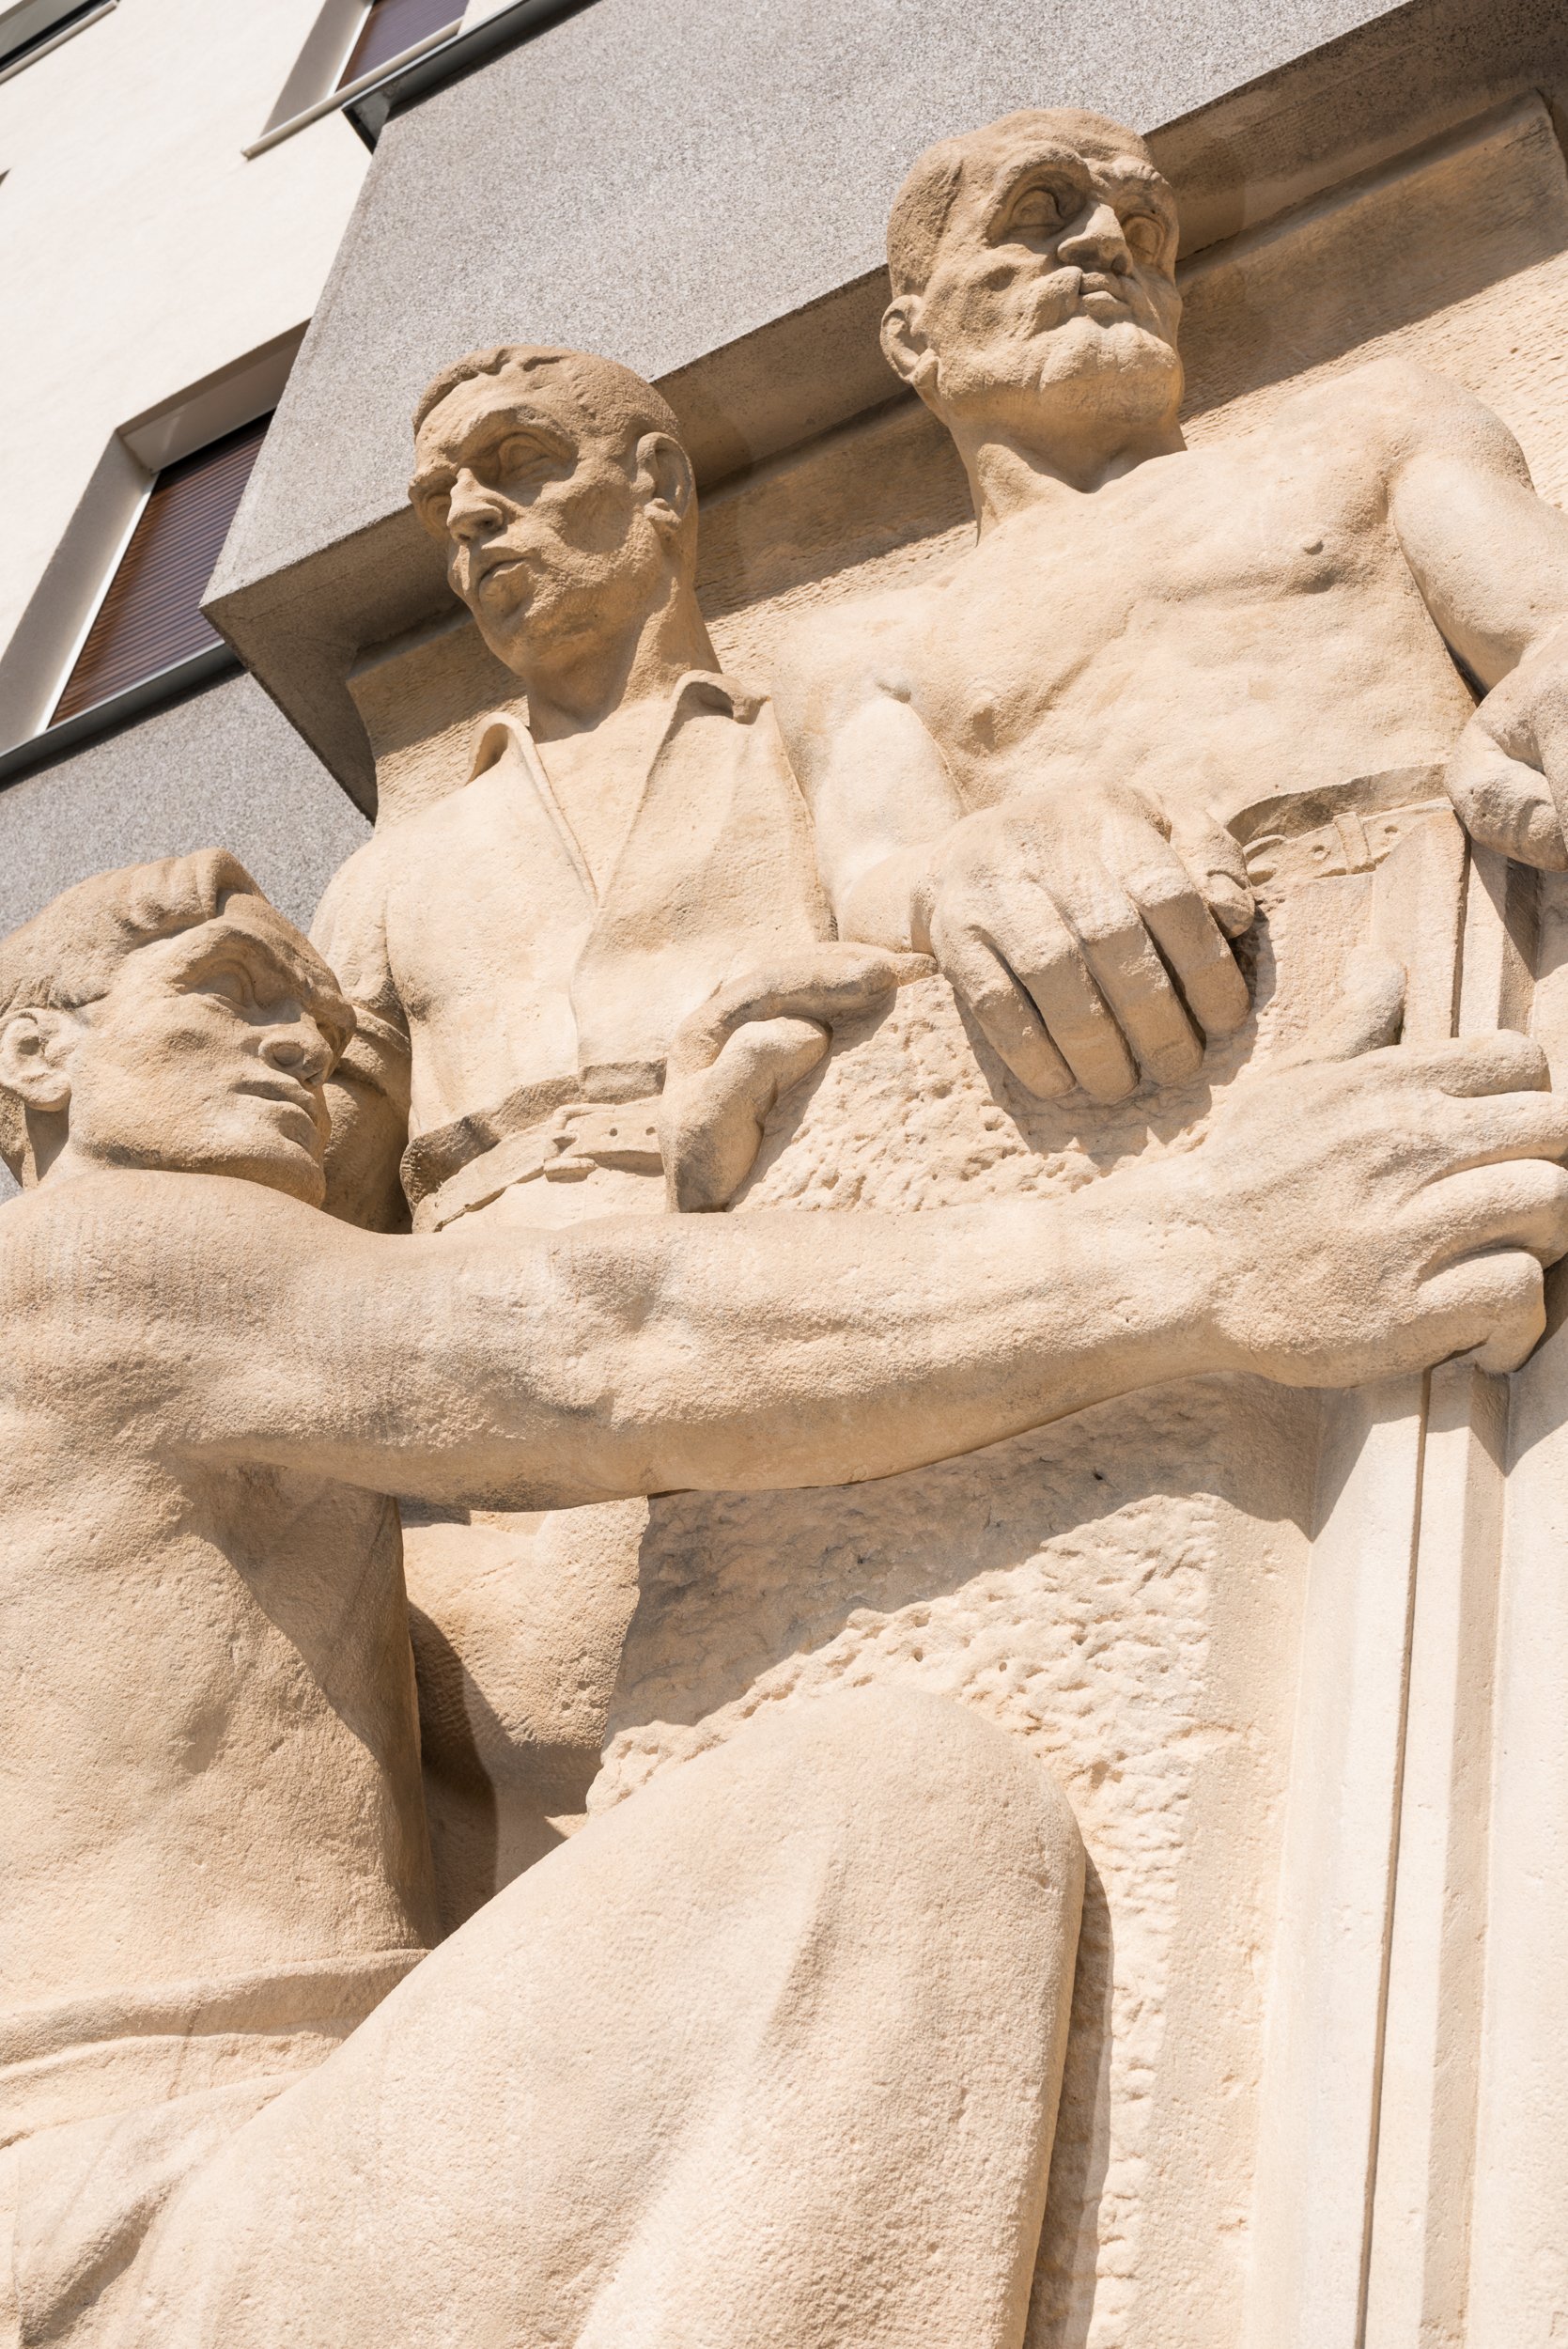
[153,909,352,1034]
[416,369,580,463]
[958,119,1172,214]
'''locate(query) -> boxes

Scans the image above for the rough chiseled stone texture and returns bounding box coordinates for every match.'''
[598,884,1374,2341]
[605,1381,1312,2346]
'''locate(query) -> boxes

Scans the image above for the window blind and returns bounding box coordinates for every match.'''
[51,416,269,728]
[336,0,458,87]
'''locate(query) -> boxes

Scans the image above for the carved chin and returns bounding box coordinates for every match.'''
[1033,313,1179,383]
[938,317,1181,427]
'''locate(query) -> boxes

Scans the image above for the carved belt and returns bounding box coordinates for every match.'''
[1230,763,1449,907]
[411,1094,664,1234]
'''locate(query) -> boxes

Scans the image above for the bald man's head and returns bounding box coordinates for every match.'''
[880,109,1184,463]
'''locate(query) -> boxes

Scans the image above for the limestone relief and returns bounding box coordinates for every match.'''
[8,99,1568,2349]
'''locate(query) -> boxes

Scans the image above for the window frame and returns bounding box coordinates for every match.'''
[0,335,303,786]
[247,0,462,160]
[0,0,116,88]
[47,416,272,731]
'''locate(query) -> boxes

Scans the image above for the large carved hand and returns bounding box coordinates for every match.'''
[660,946,929,1211]
[1164,968,1568,1383]
[1445,628,1568,869]
[909,781,1253,1102]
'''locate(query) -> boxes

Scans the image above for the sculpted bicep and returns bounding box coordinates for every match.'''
[1378,369,1568,683]
[773,625,964,922]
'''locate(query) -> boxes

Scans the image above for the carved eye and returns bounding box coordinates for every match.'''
[202,965,255,1012]
[1123,213,1166,263]
[498,435,550,481]
[1009,183,1068,235]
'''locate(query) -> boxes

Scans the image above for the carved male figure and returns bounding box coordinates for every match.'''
[317,343,841,1237]
[775,108,1568,1094]
[4,853,1566,2342]
[314,347,873,1915]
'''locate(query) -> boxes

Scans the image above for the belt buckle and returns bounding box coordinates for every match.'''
[542,1101,662,1180]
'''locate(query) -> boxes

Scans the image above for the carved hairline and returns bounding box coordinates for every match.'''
[885,107,1169,300]
[411,344,684,456]
[0,853,349,1177]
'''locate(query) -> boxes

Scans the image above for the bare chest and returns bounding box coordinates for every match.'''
[893,446,1468,816]
[0,1450,432,2001]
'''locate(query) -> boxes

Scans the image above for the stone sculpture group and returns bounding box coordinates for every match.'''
[6,106,1568,2346]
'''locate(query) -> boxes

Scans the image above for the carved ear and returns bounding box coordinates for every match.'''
[0,1005,83,1116]
[635,433,696,542]
[880,298,933,394]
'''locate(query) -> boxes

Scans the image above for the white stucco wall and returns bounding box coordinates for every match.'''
[0,0,372,660]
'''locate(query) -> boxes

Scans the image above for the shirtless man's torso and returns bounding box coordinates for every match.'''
[776,109,1568,1102]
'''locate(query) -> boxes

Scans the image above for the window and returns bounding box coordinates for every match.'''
[51,419,270,728]
[336,0,459,89]
[248,0,462,158]
[0,0,114,81]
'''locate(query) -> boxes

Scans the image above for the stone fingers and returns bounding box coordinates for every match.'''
[1379,1030,1553,1097]
[660,1015,830,1212]
[665,946,911,1080]
[989,870,1201,1095]
[1446,713,1568,872]
[1105,820,1251,1040]
[1415,1090,1568,1174]
[1166,801,1256,941]
[1416,1251,1549,1377]
[927,910,1077,1098]
[1416,1159,1568,1271]
[985,893,1146,1099]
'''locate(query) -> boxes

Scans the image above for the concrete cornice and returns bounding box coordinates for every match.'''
[205,0,1568,814]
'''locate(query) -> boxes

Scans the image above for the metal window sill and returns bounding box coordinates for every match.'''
[343,0,598,148]
[0,645,238,792]
[243,19,460,160]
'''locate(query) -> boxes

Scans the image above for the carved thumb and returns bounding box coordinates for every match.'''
[660,1017,830,1213]
[1170,805,1255,940]
[1272,952,1406,1070]
[660,945,929,1212]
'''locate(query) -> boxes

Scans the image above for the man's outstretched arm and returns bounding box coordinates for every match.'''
[45,999,1568,1511]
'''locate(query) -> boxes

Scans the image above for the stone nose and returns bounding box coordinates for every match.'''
[260,1018,333,1082]
[1058,200,1131,271]
[445,467,504,542]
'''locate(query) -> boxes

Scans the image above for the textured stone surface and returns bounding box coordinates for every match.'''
[607,1377,1312,2347]
[0,676,366,943]
[598,891,1367,2345]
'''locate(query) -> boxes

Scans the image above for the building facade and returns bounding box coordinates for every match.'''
[8,4,1568,2341]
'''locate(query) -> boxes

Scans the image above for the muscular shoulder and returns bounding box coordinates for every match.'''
[773,580,930,749]
[0,1176,217,1385]
[1268,357,1532,486]
[311,825,397,976]
[0,1172,335,1377]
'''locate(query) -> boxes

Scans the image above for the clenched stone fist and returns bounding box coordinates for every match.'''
[909,779,1254,1102]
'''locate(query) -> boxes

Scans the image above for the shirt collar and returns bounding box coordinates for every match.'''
[468,668,762,780]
